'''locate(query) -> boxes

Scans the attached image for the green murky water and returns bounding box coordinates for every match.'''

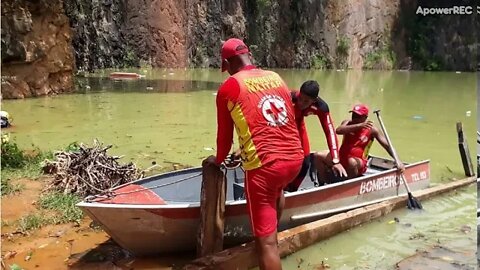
[2,69,477,268]
[279,185,476,270]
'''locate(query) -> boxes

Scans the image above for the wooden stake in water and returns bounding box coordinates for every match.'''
[456,122,474,177]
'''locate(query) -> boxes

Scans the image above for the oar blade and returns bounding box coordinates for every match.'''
[407,193,423,210]
[406,199,413,210]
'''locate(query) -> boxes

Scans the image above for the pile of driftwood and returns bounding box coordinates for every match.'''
[43,140,144,196]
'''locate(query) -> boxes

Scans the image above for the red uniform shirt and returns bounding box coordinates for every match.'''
[339,125,374,161]
[291,92,340,162]
[215,66,303,170]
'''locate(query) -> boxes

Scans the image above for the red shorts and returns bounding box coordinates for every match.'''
[244,159,303,237]
[340,156,368,175]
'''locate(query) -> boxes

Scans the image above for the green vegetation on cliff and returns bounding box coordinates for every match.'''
[311,54,330,70]
[336,36,350,69]
[404,15,445,71]
[364,39,396,70]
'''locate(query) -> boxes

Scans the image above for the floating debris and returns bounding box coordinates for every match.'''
[109,72,144,80]
[4,250,17,259]
[409,232,426,240]
[42,140,143,196]
[459,225,471,234]
[24,251,32,261]
[396,245,475,270]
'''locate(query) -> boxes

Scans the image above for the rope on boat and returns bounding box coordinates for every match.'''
[84,172,203,202]
[84,161,243,202]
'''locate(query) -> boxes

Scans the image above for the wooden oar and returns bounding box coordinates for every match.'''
[373,110,422,210]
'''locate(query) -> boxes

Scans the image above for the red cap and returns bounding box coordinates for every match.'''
[349,104,369,116]
[221,38,250,72]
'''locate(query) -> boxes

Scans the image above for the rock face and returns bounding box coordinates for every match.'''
[63,0,138,71]
[65,0,477,72]
[395,0,478,71]
[2,0,477,99]
[124,0,188,68]
[1,0,74,99]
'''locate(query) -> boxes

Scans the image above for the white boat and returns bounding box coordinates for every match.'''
[77,156,430,255]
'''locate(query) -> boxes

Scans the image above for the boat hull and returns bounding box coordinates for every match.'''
[78,158,430,255]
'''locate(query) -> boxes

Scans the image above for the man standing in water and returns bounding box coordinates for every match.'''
[204,38,304,270]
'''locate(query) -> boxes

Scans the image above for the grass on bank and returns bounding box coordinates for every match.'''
[12,192,84,233]
[1,136,53,195]
[38,192,83,224]
[1,137,84,231]
[1,178,24,195]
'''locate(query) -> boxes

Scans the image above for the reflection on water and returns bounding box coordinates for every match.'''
[75,77,221,93]
[1,68,476,268]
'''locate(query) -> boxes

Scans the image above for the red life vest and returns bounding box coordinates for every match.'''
[339,125,373,161]
[227,69,304,170]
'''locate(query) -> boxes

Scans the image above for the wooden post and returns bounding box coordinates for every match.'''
[456,122,474,176]
[196,161,226,258]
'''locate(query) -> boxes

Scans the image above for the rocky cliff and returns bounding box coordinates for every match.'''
[64,0,477,72]
[394,0,478,71]
[1,0,74,99]
[1,0,477,99]
[63,0,139,71]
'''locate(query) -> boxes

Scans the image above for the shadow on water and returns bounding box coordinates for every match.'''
[75,77,221,93]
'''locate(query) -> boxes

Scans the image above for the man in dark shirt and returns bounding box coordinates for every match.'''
[285,80,347,190]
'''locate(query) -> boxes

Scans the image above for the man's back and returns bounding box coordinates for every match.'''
[218,67,303,170]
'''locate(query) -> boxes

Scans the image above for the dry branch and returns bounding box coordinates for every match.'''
[42,140,143,196]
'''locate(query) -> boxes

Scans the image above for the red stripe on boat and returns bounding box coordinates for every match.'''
[95,184,166,205]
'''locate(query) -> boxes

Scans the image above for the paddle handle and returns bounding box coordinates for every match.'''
[373,110,412,194]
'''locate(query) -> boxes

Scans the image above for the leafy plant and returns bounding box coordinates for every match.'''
[65,141,80,152]
[17,214,47,232]
[1,138,26,169]
[1,177,23,196]
[336,36,350,57]
[311,54,329,69]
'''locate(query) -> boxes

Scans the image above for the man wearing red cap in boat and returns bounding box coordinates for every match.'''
[284,80,347,191]
[204,38,303,270]
[332,104,405,180]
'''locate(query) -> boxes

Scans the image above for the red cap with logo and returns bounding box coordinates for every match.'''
[349,104,369,116]
[221,38,250,72]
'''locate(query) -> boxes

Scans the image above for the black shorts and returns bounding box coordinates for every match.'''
[297,153,313,180]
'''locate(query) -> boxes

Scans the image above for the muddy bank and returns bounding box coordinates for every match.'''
[0,177,192,270]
